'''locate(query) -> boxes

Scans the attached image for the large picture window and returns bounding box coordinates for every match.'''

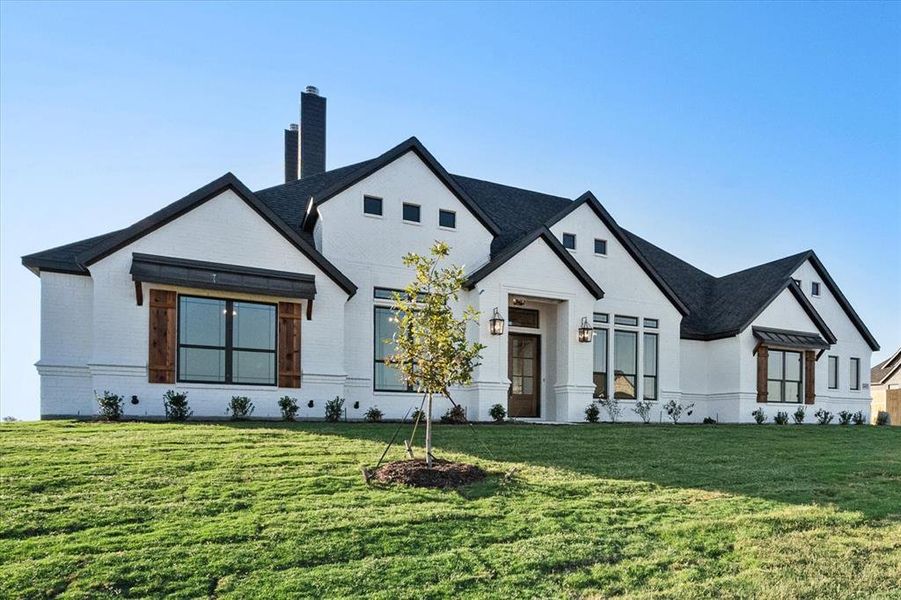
[177,296,276,385]
[767,349,802,403]
[374,306,412,392]
[643,333,658,401]
[614,330,638,399]
[593,329,608,398]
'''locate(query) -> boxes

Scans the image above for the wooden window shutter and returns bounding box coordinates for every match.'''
[148,289,176,383]
[804,351,816,405]
[278,302,303,388]
[756,345,768,403]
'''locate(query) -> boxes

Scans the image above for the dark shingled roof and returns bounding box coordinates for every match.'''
[21,138,877,349]
[871,348,901,384]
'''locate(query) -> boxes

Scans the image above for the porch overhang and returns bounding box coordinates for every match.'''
[752,326,830,351]
[130,253,316,301]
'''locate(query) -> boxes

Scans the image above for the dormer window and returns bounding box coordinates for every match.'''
[562,233,576,250]
[402,203,421,223]
[811,281,821,297]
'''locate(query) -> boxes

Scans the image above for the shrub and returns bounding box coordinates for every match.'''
[410,408,426,422]
[278,396,299,421]
[814,408,834,425]
[663,400,694,424]
[163,390,192,421]
[774,411,789,425]
[227,396,254,420]
[751,408,767,424]
[852,411,866,426]
[324,396,345,422]
[702,416,717,425]
[792,406,806,424]
[585,402,600,423]
[597,397,622,423]
[837,410,853,426]
[364,406,384,423]
[440,404,467,424]
[96,391,124,421]
[876,411,891,426]
[632,399,654,424]
[489,403,506,423]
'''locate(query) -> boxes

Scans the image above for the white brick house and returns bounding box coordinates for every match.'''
[23,88,879,423]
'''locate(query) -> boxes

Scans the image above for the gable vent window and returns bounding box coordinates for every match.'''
[594,239,608,255]
[363,195,383,216]
[439,209,456,229]
[562,233,576,250]
[402,203,421,223]
[811,281,821,297]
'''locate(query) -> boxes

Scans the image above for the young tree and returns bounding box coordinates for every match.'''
[384,241,485,468]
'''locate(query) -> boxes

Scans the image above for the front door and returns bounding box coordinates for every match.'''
[508,333,540,418]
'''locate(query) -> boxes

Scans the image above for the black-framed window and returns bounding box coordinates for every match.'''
[850,357,860,390]
[402,203,421,223]
[594,239,607,255]
[828,355,839,389]
[593,329,608,399]
[811,281,821,297]
[643,318,659,329]
[509,307,539,328]
[439,209,456,228]
[767,349,802,403]
[643,332,658,401]
[374,306,412,392]
[593,312,609,324]
[614,330,638,399]
[562,233,576,250]
[177,295,276,385]
[363,195,383,216]
[614,315,639,327]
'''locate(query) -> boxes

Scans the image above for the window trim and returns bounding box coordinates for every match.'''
[850,357,860,390]
[827,355,839,389]
[643,332,658,401]
[402,202,421,224]
[363,195,383,217]
[766,349,803,403]
[438,209,456,229]
[594,238,608,256]
[613,329,638,400]
[176,294,278,386]
[373,305,415,393]
[562,232,577,251]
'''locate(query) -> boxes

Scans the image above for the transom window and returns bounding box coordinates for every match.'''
[593,329,608,399]
[402,203,421,223]
[643,318,659,329]
[509,307,539,328]
[177,296,276,385]
[767,349,802,403]
[614,315,639,327]
[593,312,609,324]
[363,195,383,216]
[439,209,456,229]
[562,233,576,250]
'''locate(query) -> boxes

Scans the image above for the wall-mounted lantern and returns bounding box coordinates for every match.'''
[578,316,594,343]
[489,307,506,336]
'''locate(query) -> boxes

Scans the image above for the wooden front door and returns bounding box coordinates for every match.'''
[508,333,540,418]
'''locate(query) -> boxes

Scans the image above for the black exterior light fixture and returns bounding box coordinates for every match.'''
[578,316,594,343]
[489,307,505,335]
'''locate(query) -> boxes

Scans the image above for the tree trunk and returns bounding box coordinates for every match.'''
[425,392,433,469]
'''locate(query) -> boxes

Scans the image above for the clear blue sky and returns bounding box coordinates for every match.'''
[2,2,899,419]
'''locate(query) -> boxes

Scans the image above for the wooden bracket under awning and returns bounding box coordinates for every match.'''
[306,298,313,320]
[134,281,144,306]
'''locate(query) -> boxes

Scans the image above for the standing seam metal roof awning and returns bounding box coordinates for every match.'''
[752,326,830,350]
[130,253,316,299]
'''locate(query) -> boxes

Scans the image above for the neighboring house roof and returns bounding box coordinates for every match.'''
[20,137,878,350]
[871,348,901,385]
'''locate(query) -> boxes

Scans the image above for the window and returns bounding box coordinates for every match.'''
[614,315,639,327]
[439,209,456,229]
[594,239,607,255]
[811,281,821,297]
[643,318,659,329]
[828,355,839,389]
[177,296,276,385]
[850,358,860,390]
[614,330,638,399]
[363,195,383,216]
[562,233,576,250]
[643,333,658,400]
[593,312,609,324]
[374,306,411,392]
[767,350,802,403]
[374,287,427,302]
[593,329,608,398]
[509,307,539,328]
[402,203,421,223]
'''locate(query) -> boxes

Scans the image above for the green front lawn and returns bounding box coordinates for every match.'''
[1,421,899,598]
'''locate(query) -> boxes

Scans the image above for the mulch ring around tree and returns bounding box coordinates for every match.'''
[370,459,486,489]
